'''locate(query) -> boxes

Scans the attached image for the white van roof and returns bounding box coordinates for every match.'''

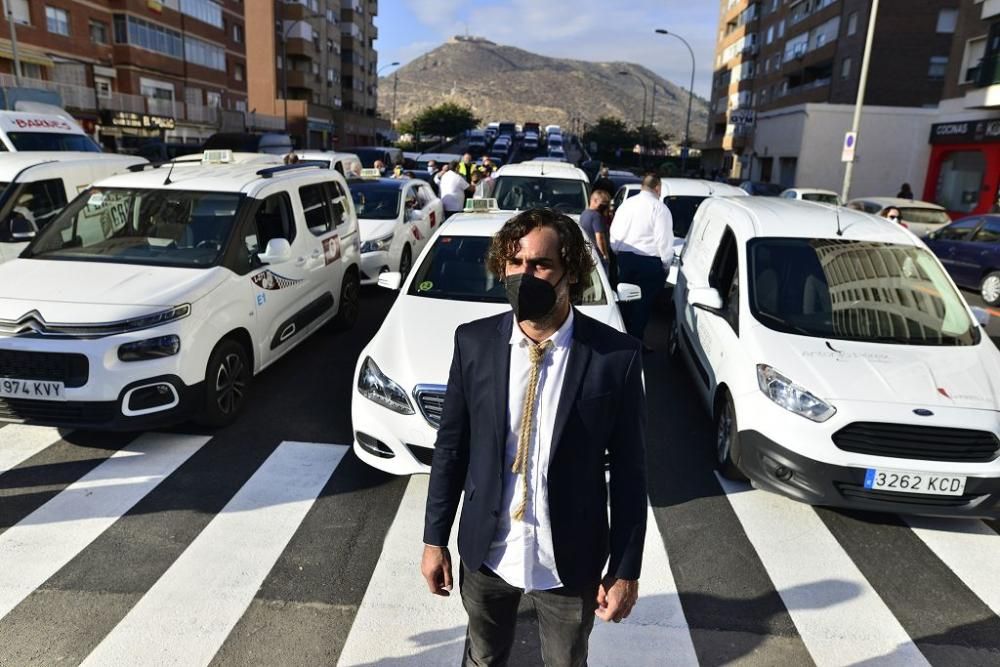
[0,152,144,182]
[495,161,588,181]
[0,110,87,136]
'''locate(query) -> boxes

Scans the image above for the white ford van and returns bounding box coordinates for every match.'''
[0,152,147,263]
[673,197,1000,518]
[0,110,101,152]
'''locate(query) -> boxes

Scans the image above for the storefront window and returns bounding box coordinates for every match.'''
[934,150,986,213]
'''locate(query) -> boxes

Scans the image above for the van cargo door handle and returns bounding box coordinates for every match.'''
[295,256,307,266]
[311,249,322,258]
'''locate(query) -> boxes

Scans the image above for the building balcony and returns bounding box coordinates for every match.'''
[284,69,317,91]
[281,1,312,21]
[285,37,317,60]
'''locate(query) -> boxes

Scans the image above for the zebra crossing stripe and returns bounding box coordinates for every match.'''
[0,424,64,476]
[905,517,1000,617]
[589,507,699,667]
[338,473,467,666]
[81,441,347,667]
[718,476,930,667]
[0,432,207,621]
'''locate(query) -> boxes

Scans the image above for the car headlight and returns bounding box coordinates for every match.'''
[118,335,181,361]
[756,364,836,422]
[357,356,414,414]
[360,233,394,254]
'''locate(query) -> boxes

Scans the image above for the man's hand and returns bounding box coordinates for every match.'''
[421,545,454,597]
[595,576,638,623]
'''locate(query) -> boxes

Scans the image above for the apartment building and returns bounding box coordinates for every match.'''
[705,0,957,196]
[245,0,386,149]
[0,0,253,149]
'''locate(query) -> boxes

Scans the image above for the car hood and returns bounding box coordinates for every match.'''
[756,334,1000,411]
[0,259,226,323]
[359,218,398,242]
[368,297,623,388]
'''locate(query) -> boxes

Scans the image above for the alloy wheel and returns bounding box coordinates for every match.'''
[215,352,246,415]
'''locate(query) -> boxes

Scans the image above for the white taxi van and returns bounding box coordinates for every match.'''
[673,197,1000,517]
[351,200,641,474]
[0,152,147,263]
[0,110,101,152]
[0,152,360,429]
[481,161,590,220]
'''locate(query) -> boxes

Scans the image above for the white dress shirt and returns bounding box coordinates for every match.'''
[484,310,574,592]
[439,170,469,212]
[609,189,675,270]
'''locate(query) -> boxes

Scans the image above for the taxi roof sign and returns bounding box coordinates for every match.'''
[464,198,498,212]
[360,168,382,179]
[202,149,234,164]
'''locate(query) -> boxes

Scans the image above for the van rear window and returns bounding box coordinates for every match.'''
[7,132,101,152]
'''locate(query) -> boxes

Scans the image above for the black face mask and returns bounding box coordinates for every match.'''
[504,272,564,322]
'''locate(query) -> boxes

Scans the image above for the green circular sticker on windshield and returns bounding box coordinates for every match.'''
[418,281,433,292]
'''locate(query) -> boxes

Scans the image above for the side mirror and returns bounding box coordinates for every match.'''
[405,208,421,222]
[615,282,642,303]
[689,286,724,313]
[971,306,991,327]
[377,271,402,291]
[10,216,37,241]
[257,238,292,265]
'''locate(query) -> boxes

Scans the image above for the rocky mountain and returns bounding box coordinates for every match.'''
[378,37,708,144]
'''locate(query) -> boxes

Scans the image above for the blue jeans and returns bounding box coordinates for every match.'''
[615,252,665,342]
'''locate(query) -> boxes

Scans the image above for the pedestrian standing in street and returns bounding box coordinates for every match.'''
[374,159,387,176]
[422,207,647,667]
[439,161,470,218]
[580,190,611,265]
[593,166,616,200]
[427,159,439,176]
[896,183,914,200]
[881,206,903,225]
[609,172,674,344]
[457,152,477,181]
[434,163,449,188]
[481,155,498,176]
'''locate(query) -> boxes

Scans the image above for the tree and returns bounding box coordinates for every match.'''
[406,102,480,140]
[583,116,634,154]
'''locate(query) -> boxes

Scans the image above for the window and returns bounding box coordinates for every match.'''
[89,20,108,44]
[7,0,29,25]
[847,11,858,36]
[234,63,245,81]
[180,0,223,28]
[115,15,184,58]
[45,6,69,36]
[232,24,243,43]
[248,192,295,257]
[974,219,1000,243]
[962,37,987,83]
[185,36,226,70]
[841,56,852,79]
[94,77,112,99]
[936,8,959,34]
[21,62,42,79]
[928,56,949,80]
[300,184,333,236]
[7,179,68,236]
[206,91,221,108]
[326,181,349,228]
[936,218,980,241]
[709,227,740,333]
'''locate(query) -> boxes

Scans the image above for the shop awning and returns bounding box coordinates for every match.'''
[0,44,55,68]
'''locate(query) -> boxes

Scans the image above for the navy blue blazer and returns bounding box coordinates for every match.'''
[423,308,647,588]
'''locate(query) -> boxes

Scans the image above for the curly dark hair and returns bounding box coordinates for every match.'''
[487,207,595,302]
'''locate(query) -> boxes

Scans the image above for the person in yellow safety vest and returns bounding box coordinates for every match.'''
[456,152,478,181]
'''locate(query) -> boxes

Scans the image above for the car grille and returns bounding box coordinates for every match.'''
[832,422,1000,463]
[414,385,446,429]
[0,350,89,387]
[0,397,116,426]
[834,482,979,508]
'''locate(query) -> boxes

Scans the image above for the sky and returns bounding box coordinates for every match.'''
[373,0,720,99]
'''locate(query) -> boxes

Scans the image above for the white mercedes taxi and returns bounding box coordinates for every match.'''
[348,172,444,284]
[351,200,640,474]
[673,196,1000,517]
[0,151,361,430]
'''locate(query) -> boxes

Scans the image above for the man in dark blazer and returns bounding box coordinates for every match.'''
[422,208,648,666]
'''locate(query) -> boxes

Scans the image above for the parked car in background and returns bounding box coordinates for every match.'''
[523,132,539,152]
[414,152,461,171]
[739,181,785,197]
[847,197,952,237]
[780,188,842,206]
[341,147,405,169]
[293,151,363,177]
[203,132,293,156]
[467,130,488,155]
[925,214,1000,306]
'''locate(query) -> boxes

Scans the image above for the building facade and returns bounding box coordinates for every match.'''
[705,0,958,190]
[245,0,386,150]
[0,0,257,150]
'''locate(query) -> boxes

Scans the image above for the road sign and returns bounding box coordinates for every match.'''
[841,132,857,162]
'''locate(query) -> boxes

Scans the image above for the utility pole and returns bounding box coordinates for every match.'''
[841,0,880,203]
[3,0,22,85]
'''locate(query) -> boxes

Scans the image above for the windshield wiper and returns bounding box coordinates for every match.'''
[755,310,813,335]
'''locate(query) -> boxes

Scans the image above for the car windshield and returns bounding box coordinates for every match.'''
[350,182,401,220]
[8,132,101,152]
[407,235,607,305]
[491,176,588,214]
[24,188,243,268]
[898,207,951,226]
[802,193,839,205]
[749,238,979,346]
[664,195,707,238]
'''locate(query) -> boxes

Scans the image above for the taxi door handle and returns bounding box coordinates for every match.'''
[311,249,322,259]
[295,256,308,266]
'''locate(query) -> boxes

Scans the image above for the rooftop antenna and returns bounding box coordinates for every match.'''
[163,159,177,186]
[835,206,843,237]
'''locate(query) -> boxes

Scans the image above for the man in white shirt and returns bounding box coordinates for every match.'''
[438,161,470,217]
[609,172,674,343]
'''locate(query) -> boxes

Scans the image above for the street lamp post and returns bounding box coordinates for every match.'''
[372,61,399,145]
[841,0,880,203]
[618,70,647,167]
[3,0,22,85]
[391,71,399,128]
[655,29,696,174]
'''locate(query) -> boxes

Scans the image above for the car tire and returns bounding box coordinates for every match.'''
[980,271,1000,306]
[667,319,680,358]
[198,339,251,428]
[715,391,748,481]
[399,245,412,282]
[331,269,360,331]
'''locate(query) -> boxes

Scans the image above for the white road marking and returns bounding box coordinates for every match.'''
[81,441,346,667]
[906,516,1000,616]
[338,474,467,666]
[0,425,65,476]
[0,432,207,621]
[589,506,699,666]
[718,475,929,667]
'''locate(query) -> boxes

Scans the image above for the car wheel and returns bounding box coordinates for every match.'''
[715,391,748,481]
[198,339,251,428]
[667,319,680,358]
[399,245,413,282]
[981,271,1000,306]
[331,269,360,331]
